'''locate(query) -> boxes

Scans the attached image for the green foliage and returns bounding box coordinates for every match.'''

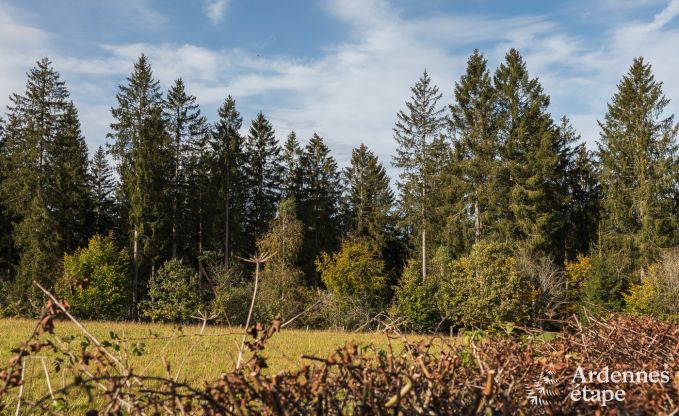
[624,248,679,320]
[255,199,307,323]
[597,57,679,278]
[343,144,395,249]
[582,252,629,311]
[142,259,201,322]
[57,234,130,320]
[440,241,533,328]
[207,262,253,326]
[391,257,441,333]
[209,95,246,265]
[298,133,342,285]
[317,238,387,303]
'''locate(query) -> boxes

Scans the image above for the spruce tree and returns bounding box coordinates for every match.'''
[450,50,499,245]
[89,145,116,236]
[108,54,171,317]
[0,116,13,279]
[0,58,73,312]
[243,112,282,248]
[281,131,303,202]
[392,70,447,281]
[556,118,600,260]
[164,78,207,258]
[597,57,679,280]
[298,133,342,285]
[343,144,394,248]
[209,95,246,266]
[47,101,91,252]
[493,49,565,259]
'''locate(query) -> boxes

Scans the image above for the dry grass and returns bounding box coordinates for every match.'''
[0,317,443,413]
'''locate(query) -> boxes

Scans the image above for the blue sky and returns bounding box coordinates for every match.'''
[1,0,679,171]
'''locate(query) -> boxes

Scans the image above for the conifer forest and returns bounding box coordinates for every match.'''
[5,0,679,412]
[0,49,678,331]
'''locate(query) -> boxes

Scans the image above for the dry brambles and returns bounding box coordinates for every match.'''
[1,296,679,415]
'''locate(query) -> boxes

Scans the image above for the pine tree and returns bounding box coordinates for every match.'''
[344,144,394,248]
[243,112,282,248]
[0,116,13,279]
[89,145,116,236]
[47,101,92,252]
[597,57,679,280]
[450,50,499,245]
[164,78,207,258]
[108,54,171,317]
[555,118,600,260]
[298,133,342,285]
[281,131,303,202]
[493,49,565,259]
[0,58,71,311]
[209,95,246,266]
[392,70,447,281]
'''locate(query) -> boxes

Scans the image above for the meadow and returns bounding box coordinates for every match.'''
[0,317,440,413]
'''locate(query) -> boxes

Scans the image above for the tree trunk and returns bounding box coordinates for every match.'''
[225,167,230,268]
[132,228,139,320]
[422,229,427,282]
[474,200,481,243]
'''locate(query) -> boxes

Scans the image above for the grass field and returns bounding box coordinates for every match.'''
[0,318,445,412]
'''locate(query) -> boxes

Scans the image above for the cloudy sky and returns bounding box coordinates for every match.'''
[1,0,679,170]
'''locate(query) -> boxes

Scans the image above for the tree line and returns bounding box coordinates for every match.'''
[0,49,677,329]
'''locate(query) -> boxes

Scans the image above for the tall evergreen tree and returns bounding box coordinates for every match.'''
[0,116,13,279]
[89,145,116,236]
[0,58,72,312]
[209,95,246,266]
[392,70,447,281]
[344,144,394,248]
[298,133,342,285]
[493,49,565,259]
[243,112,282,248]
[554,117,601,260]
[47,101,91,252]
[164,78,207,258]
[597,57,679,279]
[450,50,499,246]
[281,131,303,202]
[108,54,171,317]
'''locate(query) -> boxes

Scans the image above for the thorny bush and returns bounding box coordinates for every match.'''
[2,296,679,414]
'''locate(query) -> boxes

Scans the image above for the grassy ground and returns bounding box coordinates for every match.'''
[0,318,447,413]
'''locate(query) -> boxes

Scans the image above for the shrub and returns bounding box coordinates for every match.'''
[625,248,679,320]
[582,252,629,311]
[56,234,130,320]
[516,250,567,323]
[316,238,387,303]
[142,259,201,322]
[440,241,533,328]
[254,199,308,324]
[208,262,254,326]
[390,248,450,332]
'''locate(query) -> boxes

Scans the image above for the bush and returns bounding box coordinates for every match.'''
[516,250,567,323]
[208,262,254,326]
[439,241,533,328]
[582,252,629,311]
[390,248,450,332]
[254,199,308,324]
[56,234,130,320]
[142,259,201,322]
[316,238,387,303]
[625,248,679,320]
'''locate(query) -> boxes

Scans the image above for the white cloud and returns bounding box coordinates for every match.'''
[204,0,229,24]
[3,0,679,173]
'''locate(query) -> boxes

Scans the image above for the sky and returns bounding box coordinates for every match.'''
[1,0,679,172]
